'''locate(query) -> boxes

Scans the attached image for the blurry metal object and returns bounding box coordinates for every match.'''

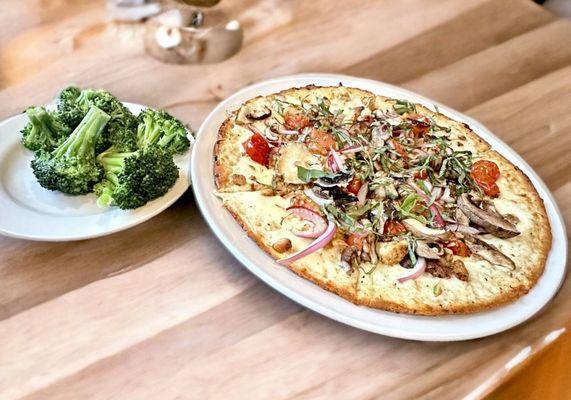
[107,0,162,22]
[171,0,221,6]
[144,7,242,64]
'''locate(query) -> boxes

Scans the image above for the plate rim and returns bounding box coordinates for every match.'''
[191,73,568,341]
[0,102,193,242]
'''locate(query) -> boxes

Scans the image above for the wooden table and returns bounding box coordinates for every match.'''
[1,1,570,399]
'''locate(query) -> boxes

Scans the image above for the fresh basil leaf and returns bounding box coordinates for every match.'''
[297,166,327,182]
[394,99,415,115]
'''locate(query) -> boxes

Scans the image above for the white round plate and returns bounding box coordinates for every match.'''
[191,74,567,341]
[0,103,193,241]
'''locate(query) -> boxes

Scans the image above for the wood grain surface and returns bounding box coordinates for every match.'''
[0,0,570,399]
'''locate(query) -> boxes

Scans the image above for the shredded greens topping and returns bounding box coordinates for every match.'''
[256,91,497,277]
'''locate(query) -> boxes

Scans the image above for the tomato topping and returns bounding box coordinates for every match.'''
[445,239,471,257]
[347,233,366,250]
[409,115,431,137]
[478,180,500,197]
[471,160,501,197]
[284,110,311,130]
[383,220,407,235]
[413,169,428,179]
[388,139,409,162]
[347,178,363,195]
[242,132,271,167]
[307,128,338,155]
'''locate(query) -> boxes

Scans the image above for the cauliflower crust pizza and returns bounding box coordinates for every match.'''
[213,85,551,315]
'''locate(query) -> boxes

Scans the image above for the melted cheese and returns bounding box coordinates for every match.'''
[277,142,322,184]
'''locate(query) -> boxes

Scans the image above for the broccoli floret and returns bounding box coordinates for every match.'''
[31,106,110,195]
[94,145,179,209]
[57,86,83,128]
[76,89,138,153]
[21,107,72,153]
[136,109,190,155]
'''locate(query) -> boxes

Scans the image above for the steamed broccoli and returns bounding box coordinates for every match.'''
[57,87,137,152]
[76,89,138,152]
[31,106,110,195]
[57,86,83,128]
[94,145,179,209]
[136,109,190,155]
[21,107,71,153]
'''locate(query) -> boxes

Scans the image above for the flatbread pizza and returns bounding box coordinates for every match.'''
[213,85,551,315]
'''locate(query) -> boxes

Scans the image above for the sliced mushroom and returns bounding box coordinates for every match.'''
[415,240,443,259]
[504,213,520,225]
[371,126,390,147]
[464,236,516,270]
[458,194,520,238]
[455,208,470,226]
[246,105,272,120]
[317,186,356,205]
[367,236,379,265]
[401,218,452,241]
[340,246,357,273]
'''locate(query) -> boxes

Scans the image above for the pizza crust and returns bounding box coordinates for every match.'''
[213,85,552,315]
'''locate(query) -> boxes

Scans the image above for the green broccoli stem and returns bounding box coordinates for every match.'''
[24,108,47,142]
[137,117,162,147]
[98,151,137,173]
[53,106,110,159]
[156,129,177,148]
[96,150,136,208]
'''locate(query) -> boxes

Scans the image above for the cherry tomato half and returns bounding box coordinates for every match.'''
[347,178,363,195]
[471,160,501,197]
[284,110,311,130]
[307,128,338,155]
[413,169,428,179]
[388,139,409,162]
[445,239,471,257]
[409,115,431,137]
[243,132,271,167]
[478,180,500,197]
[383,220,407,235]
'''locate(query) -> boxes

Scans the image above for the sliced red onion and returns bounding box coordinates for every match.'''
[431,187,443,201]
[304,188,333,207]
[277,127,299,135]
[278,221,337,265]
[423,180,433,193]
[445,147,453,155]
[287,206,327,238]
[445,224,481,235]
[340,144,365,153]
[357,182,368,205]
[409,179,446,228]
[397,257,427,283]
[329,149,347,173]
[327,152,339,173]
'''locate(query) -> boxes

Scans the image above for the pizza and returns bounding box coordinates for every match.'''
[213,85,551,315]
